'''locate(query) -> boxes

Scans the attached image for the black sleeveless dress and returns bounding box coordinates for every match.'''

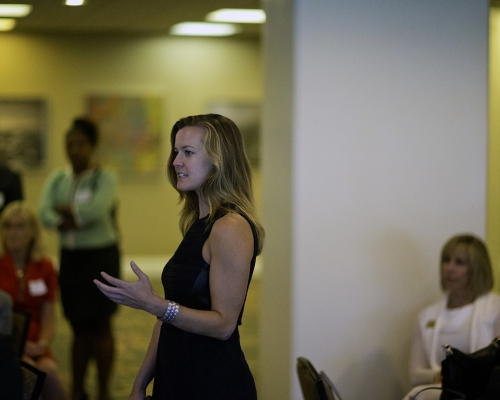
[152,213,258,399]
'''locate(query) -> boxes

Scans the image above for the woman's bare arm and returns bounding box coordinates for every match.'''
[24,301,56,358]
[94,213,254,340]
[129,320,161,400]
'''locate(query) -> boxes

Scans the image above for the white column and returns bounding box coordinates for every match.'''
[260,1,489,399]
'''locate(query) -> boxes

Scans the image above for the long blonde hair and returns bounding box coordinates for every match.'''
[166,114,265,254]
[0,201,45,261]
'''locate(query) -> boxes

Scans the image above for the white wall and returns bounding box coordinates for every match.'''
[260,1,489,399]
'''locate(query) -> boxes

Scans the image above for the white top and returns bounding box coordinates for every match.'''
[408,292,500,387]
[436,304,473,363]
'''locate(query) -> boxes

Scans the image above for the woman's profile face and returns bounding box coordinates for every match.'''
[66,129,94,173]
[172,126,213,196]
[441,246,470,294]
[2,213,35,253]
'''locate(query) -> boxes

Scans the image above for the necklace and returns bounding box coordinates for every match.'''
[14,260,26,279]
[13,261,26,302]
[16,267,25,279]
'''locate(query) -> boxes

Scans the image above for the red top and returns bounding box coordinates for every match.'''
[0,253,58,344]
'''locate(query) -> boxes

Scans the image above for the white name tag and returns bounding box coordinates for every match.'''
[28,279,48,297]
[75,189,92,204]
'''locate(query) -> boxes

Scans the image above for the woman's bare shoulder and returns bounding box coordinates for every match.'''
[210,212,252,241]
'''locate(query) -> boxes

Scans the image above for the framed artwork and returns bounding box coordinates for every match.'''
[0,99,47,170]
[207,101,261,168]
[87,95,163,179]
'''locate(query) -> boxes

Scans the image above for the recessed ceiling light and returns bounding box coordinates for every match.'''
[170,22,241,37]
[205,9,266,24]
[65,0,86,5]
[0,4,32,17]
[0,17,16,31]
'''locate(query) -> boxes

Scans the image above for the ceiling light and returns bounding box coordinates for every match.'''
[170,22,241,37]
[0,4,32,17]
[65,0,86,5]
[0,17,16,31]
[205,9,266,24]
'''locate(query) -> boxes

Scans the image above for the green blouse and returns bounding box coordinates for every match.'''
[38,166,119,249]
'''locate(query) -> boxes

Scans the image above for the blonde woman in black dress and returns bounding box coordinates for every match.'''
[95,114,264,399]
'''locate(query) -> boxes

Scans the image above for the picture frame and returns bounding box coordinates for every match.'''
[0,99,47,170]
[207,101,261,169]
[87,95,163,179]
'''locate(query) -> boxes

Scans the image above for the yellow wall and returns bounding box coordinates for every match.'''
[488,7,500,291]
[0,33,262,258]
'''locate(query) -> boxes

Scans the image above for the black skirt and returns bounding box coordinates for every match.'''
[59,244,120,323]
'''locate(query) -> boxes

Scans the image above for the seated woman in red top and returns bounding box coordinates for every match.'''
[0,201,68,400]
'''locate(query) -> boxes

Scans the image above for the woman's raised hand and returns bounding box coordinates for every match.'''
[94,261,164,315]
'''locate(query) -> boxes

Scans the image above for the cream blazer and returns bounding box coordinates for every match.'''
[417,292,500,370]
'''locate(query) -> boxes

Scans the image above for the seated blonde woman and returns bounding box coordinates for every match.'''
[403,234,500,400]
[0,201,68,400]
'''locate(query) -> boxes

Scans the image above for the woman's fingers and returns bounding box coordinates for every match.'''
[94,263,158,312]
[97,262,149,291]
[94,276,150,309]
[130,260,149,281]
[100,271,127,287]
[94,279,128,303]
[94,279,117,296]
[94,279,127,301]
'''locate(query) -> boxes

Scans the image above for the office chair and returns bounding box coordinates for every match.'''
[296,356,331,400]
[19,359,46,400]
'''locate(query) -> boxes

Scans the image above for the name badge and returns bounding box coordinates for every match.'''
[75,189,92,204]
[28,279,48,297]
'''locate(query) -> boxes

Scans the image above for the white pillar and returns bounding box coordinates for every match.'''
[260,1,489,399]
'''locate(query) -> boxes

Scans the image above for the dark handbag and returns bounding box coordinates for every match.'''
[440,336,500,400]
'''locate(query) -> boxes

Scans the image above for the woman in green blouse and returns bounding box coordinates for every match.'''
[39,117,120,400]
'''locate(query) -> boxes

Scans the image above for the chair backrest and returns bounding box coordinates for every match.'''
[320,370,343,400]
[296,357,329,400]
[11,309,31,357]
[19,359,46,400]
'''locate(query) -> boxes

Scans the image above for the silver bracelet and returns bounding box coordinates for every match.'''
[158,301,179,324]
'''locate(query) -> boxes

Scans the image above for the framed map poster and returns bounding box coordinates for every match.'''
[87,95,163,179]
